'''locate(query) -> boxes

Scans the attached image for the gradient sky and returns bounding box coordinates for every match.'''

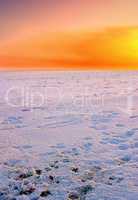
[0,0,138,70]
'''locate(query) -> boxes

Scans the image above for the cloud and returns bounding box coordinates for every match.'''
[0,26,138,69]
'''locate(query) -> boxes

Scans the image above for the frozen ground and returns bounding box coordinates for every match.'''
[0,71,138,200]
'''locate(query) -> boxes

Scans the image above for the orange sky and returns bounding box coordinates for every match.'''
[0,0,138,70]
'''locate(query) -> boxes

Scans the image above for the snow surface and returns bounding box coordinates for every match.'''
[0,71,138,199]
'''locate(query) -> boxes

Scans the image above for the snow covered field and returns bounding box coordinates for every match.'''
[0,71,138,200]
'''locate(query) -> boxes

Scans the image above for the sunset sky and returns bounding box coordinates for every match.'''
[0,0,138,70]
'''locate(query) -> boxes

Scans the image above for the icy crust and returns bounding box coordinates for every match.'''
[0,139,137,200]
